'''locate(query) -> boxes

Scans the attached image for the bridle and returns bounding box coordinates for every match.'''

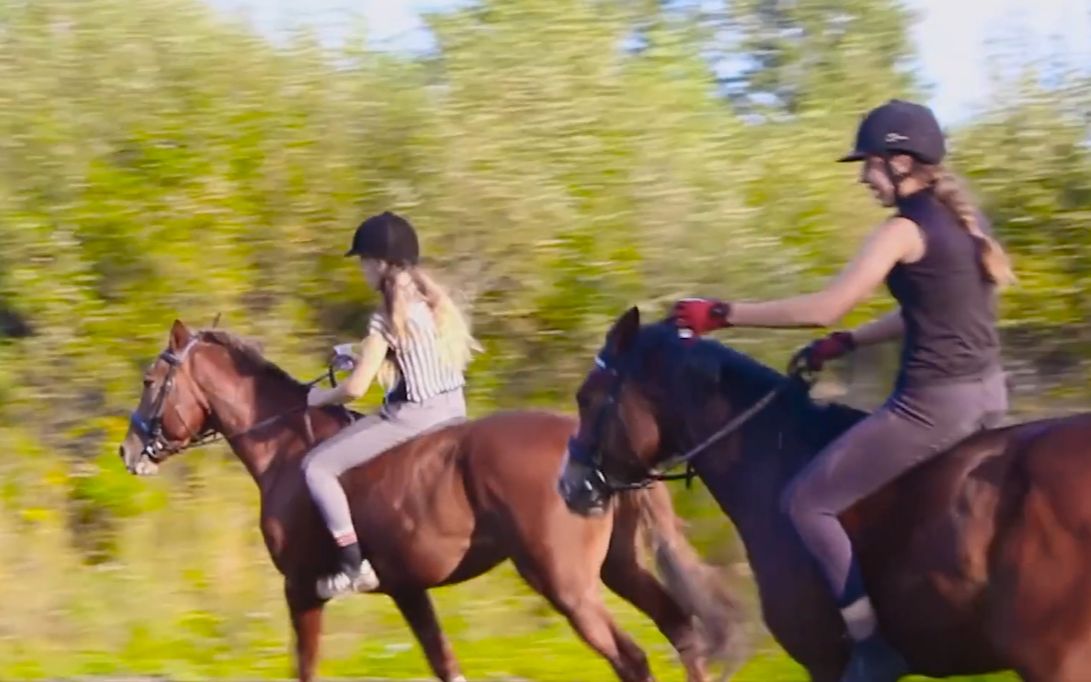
[128,337,343,463]
[567,344,813,495]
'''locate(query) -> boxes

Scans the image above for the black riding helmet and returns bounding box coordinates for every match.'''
[838,99,946,166]
[344,211,420,266]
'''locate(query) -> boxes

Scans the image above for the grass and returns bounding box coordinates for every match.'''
[0,443,1018,682]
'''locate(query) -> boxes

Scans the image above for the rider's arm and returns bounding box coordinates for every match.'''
[850,309,905,347]
[308,332,389,406]
[727,217,924,328]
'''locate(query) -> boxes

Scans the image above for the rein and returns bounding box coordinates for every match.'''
[649,368,814,487]
[197,371,335,450]
[574,343,815,494]
[131,340,347,462]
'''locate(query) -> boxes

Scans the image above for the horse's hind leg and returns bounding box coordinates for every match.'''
[391,589,465,682]
[601,518,708,681]
[285,580,326,682]
[514,550,653,682]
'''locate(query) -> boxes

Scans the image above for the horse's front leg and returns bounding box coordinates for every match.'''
[285,579,326,682]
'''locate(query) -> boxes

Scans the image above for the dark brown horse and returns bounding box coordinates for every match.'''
[118,320,739,682]
[559,307,1091,682]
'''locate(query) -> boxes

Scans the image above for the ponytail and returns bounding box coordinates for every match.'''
[375,264,480,389]
[929,166,1015,288]
[409,267,481,373]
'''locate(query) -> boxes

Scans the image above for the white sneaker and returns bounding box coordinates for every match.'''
[354,559,380,591]
[316,560,379,600]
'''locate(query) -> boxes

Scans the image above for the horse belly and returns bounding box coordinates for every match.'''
[377,515,509,588]
[357,464,497,589]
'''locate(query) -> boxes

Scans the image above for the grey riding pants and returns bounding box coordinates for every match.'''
[781,368,1008,605]
[303,389,467,540]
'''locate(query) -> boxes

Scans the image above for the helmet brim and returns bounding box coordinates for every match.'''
[837,151,867,163]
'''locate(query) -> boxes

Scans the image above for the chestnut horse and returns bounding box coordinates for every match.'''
[118,320,739,682]
[560,307,1091,682]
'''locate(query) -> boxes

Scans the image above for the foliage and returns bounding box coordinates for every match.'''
[0,0,1087,677]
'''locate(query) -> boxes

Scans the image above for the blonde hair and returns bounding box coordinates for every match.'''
[924,165,1016,288]
[375,264,480,389]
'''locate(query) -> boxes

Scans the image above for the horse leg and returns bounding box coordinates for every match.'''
[601,537,707,682]
[807,662,848,682]
[514,552,653,682]
[285,580,326,682]
[391,589,465,682]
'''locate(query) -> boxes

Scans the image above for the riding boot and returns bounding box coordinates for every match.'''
[838,596,909,682]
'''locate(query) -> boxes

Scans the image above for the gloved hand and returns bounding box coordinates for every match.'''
[792,331,856,372]
[330,343,357,372]
[672,298,732,337]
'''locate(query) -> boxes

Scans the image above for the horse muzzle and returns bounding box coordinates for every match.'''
[118,436,161,476]
[558,457,609,516]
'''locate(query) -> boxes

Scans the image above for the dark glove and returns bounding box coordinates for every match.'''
[793,331,856,372]
[672,298,732,337]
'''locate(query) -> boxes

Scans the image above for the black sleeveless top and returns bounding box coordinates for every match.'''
[885,188,1001,389]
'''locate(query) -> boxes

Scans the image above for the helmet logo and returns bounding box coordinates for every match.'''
[885,132,909,143]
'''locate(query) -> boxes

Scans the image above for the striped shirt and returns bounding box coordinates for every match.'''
[368,300,465,403]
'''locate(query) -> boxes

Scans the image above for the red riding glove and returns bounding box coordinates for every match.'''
[672,298,732,336]
[794,331,856,372]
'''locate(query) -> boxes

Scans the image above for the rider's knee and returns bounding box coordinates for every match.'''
[302,450,333,485]
[780,475,813,523]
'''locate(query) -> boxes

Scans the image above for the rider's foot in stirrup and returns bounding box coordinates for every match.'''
[316,559,379,599]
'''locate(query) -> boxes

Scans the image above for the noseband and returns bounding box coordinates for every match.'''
[128,336,213,462]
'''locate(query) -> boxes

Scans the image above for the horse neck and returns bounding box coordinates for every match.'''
[690,400,801,517]
[689,381,867,580]
[688,381,829,546]
[196,356,310,482]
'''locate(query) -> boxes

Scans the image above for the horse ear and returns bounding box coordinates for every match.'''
[169,319,192,351]
[606,306,640,354]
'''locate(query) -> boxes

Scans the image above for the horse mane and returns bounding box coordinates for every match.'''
[639,321,868,453]
[197,329,308,390]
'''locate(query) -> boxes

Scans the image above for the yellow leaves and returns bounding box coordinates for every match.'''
[18,507,55,524]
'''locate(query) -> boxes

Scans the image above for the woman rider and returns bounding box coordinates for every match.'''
[303,211,478,600]
[673,99,1013,680]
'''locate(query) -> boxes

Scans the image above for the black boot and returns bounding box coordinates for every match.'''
[840,633,909,682]
[337,541,364,576]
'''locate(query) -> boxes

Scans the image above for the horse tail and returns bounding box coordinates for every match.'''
[622,485,749,672]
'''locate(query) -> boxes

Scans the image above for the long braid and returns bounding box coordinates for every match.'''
[928,166,1015,287]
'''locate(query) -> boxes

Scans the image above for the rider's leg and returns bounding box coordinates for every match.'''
[303,413,389,597]
[302,390,468,599]
[781,369,1005,679]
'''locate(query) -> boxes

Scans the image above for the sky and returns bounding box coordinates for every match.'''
[206,0,1091,124]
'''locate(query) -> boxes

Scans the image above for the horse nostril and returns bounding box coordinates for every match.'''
[118,445,125,459]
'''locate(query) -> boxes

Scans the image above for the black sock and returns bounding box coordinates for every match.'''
[835,560,866,609]
[338,541,362,574]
